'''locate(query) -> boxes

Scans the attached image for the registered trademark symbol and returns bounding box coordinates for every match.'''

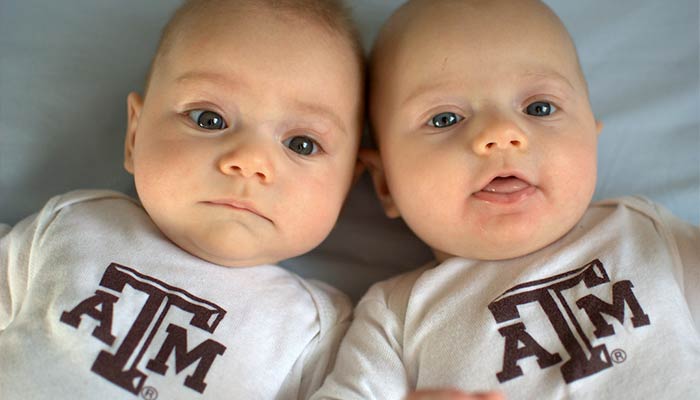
[141,386,159,400]
[611,349,627,363]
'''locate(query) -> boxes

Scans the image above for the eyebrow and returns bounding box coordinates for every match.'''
[174,71,348,136]
[401,80,463,108]
[174,70,249,90]
[518,70,576,91]
[288,99,348,137]
[401,69,576,107]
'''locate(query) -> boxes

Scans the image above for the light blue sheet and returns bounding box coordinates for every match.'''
[1,0,698,300]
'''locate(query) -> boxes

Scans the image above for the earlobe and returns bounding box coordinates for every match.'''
[124,92,144,174]
[595,120,604,136]
[358,148,400,219]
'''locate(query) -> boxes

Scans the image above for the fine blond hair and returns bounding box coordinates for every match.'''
[144,0,364,92]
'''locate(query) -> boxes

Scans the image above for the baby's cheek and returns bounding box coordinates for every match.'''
[568,142,597,191]
[286,177,343,245]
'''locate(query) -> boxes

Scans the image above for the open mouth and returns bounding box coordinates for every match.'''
[473,176,536,203]
[482,176,531,194]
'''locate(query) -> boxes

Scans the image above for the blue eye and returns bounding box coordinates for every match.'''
[428,112,463,128]
[525,101,556,117]
[283,136,319,156]
[188,110,227,130]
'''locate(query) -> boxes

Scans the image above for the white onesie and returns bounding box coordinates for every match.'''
[313,197,700,399]
[0,190,351,400]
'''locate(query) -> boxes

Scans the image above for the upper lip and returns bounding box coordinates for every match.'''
[474,170,535,194]
[203,199,272,222]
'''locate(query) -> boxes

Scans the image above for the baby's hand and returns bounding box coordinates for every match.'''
[405,389,505,400]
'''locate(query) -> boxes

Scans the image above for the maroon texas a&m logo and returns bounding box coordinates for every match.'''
[60,263,227,396]
[488,259,650,384]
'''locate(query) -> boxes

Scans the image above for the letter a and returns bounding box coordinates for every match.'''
[60,290,118,345]
[496,322,562,382]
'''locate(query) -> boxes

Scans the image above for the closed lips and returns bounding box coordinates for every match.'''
[204,200,272,222]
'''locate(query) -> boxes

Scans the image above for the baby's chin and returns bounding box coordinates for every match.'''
[192,248,282,268]
[433,227,574,263]
[440,201,592,262]
[163,231,284,268]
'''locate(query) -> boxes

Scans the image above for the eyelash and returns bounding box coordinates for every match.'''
[426,99,558,129]
[283,135,322,156]
[427,111,464,129]
[188,109,228,130]
[186,109,323,157]
[524,101,558,117]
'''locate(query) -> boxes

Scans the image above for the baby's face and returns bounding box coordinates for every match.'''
[370,0,602,261]
[124,6,362,267]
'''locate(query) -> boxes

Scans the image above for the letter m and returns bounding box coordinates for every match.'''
[146,324,227,393]
[576,280,650,338]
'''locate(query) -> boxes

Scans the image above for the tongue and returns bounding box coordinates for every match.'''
[481,177,530,194]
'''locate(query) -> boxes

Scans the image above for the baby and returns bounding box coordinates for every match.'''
[0,0,364,399]
[313,0,700,399]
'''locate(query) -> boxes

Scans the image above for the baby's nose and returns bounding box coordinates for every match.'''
[471,117,528,155]
[217,137,274,183]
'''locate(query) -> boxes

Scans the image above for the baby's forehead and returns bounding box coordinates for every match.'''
[379,0,569,51]
[148,3,339,89]
[159,0,355,57]
[366,0,592,122]
[157,3,261,58]
[372,0,583,85]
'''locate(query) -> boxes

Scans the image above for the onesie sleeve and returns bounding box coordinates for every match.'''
[0,213,40,331]
[296,280,353,400]
[310,269,425,400]
[274,278,353,400]
[0,191,93,331]
[655,204,700,331]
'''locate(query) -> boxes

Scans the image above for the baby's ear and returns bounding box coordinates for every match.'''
[358,148,400,219]
[124,92,143,174]
[351,157,366,185]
